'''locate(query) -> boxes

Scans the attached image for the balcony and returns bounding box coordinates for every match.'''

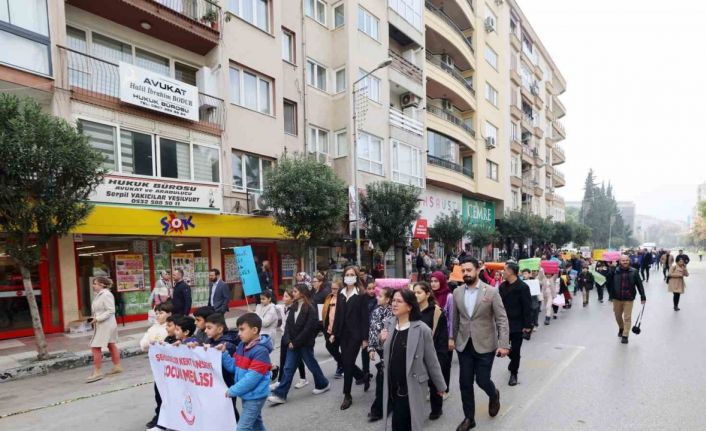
[510,32,521,52]
[553,120,566,140]
[510,105,522,120]
[426,104,475,143]
[545,81,554,95]
[545,108,555,122]
[554,96,567,118]
[57,46,224,135]
[427,154,475,192]
[510,68,521,86]
[521,144,534,165]
[534,183,544,197]
[533,64,543,81]
[545,164,554,175]
[533,126,544,139]
[545,186,555,201]
[426,54,476,113]
[66,0,220,55]
[553,170,566,187]
[510,173,522,188]
[389,50,423,87]
[552,145,566,165]
[425,2,475,66]
[428,155,474,178]
[511,139,523,154]
[389,108,424,137]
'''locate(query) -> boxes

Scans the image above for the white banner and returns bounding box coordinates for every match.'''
[91,175,222,213]
[419,186,462,225]
[149,344,236,431]
[119,62,199,121]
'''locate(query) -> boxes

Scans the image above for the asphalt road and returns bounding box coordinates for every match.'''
[1,256,704,431]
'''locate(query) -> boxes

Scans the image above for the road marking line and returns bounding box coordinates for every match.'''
[0,380,153,419]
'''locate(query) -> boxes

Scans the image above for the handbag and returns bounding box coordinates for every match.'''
[632,304,645,335]
[552,294,565,307]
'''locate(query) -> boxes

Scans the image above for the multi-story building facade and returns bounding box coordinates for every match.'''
[505,0,566,222]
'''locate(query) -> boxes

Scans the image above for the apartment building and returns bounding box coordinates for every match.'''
[506,0,566,222]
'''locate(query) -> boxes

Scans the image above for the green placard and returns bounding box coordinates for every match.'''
[519,258,541,271]
[462,197,496,228]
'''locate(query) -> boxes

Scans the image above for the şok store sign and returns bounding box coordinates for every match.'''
[462,197,495,228]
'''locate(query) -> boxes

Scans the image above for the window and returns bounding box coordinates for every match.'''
[485,82,498,106]
[389,0,422,30]
[92,33,132,64]
[510,155,521,177]
[229,65,273,114]
[0,0,50,74]
[78,119,219,182]
[307,59,327,91]
[486,160,499,181]
[308,125,329,162]
[392,141,423,187]
[1,0,48,35]
[357,7,379,40]
[175,62,198,86]
[135,48,169,76]
[358,69,380,102]
[305,0,326,25]
[485,121,498,143]
[231,152,273,191]
[511,122,519,141]
[283,100,297,135]
[159,138,191,180]
[80,120,117,170]
[335,67,346,93]
[463,156,473,176]
[484,45,498,69]
[512,190,520,210]
[229,0,270,32]
[193,144,220,183]
[120,130,154,176]
[357,132,383,175]
[333,3,345,28]
[282,28,295,63]
[427,130,458,163]
[334,129,347,158]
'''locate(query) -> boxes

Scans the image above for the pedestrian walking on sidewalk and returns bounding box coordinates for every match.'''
[498,262,532,387]
[607,256,647,344]
[452,257,509,431]
[171,269,192,316]
[668,257,689,311]
[87,276,122,383]
[576,266,595,307]
[661,251,674,282]
[640,249,653,282]
[538,268,558,325]
[381,289,447,431]
[366,287,393,422]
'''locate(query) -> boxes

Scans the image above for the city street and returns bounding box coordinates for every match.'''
[1,257,704,431]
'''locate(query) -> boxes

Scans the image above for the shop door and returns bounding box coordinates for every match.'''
[0,242,61,340]
[246,243,279,300]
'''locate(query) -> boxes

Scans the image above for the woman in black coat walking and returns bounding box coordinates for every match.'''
[331,266,370,410]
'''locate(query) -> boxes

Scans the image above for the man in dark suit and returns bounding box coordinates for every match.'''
[171,269,192,316]
[498,261,532,387]
[207,268,230,314]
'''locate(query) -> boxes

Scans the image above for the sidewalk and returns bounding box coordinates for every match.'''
[0,306,250,383]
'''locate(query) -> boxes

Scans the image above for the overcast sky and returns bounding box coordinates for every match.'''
[518,0,704,222]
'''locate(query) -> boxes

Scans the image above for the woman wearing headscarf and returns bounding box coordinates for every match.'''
[430,271,453,399]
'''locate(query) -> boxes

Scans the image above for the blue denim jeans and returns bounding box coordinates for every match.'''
[239,397,267,431]
[273,345,329,400]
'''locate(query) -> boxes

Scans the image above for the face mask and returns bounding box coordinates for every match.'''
[344,276,357,286]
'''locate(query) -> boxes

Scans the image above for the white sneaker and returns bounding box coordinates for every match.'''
[294,379,309,389]
[312,382,331,395]
[268,395,286,405]
[269,381,280,391]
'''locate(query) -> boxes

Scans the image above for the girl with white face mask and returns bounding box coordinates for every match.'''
[331,266,371,410]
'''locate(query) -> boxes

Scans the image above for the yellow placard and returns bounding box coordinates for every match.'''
[71,205,286,239]
[593,249,608,261]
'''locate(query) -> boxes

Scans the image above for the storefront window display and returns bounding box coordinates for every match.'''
[76,236,209,319]
[0,238,62,338]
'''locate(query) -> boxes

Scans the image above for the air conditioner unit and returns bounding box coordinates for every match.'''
[441,99,453,111]
[484,17,496,33]
[485,136,496,149]
[248,192,272,214]
[530,83,540,96]
[400,92,421,109]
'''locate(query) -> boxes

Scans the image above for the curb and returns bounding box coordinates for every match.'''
[0,345,146,384]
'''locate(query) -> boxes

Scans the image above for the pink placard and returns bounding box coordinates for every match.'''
[375,278,411,294]
[602,251,621,262]
[540,260,560,275]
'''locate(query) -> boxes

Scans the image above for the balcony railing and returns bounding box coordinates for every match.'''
[389,108,424,137]
[428,154,474,179]
[389,50,423,85]
[553,119,566,136]
[155,0,221,25]
[427,104,475,137]
[425,2,474,53]
[58,46,224,133]
[426,51,475,96]
[553,144,566,160]
[555,170,565,181]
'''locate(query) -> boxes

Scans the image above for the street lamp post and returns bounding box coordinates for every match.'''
[352,58,392,267]
[608,214,616,249]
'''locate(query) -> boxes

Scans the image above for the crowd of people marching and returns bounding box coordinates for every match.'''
[84,244,692,431]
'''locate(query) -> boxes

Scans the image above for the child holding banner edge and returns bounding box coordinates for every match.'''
[219,313,273,431]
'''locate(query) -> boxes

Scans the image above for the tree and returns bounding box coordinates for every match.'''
[466,224,498,249]
[496,211,532,256]
[0,95,104,359]
[263,152,347,256]
[551,221,574,248]
[571,223,592,246]
[360,181,420,275]
[429,210,464,254]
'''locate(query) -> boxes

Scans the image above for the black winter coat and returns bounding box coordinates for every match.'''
[419,305,449,355]
[333,291,369,344]
[283,301,319,349]
[607,267,646,302]
[499,279,533,334]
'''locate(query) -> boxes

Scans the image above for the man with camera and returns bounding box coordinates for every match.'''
[498,261,533,387]
[607,255,647,344]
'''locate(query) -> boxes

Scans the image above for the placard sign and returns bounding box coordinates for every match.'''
[119,62,199,121]
[149,344,236,431]
[234,246,262,297]
[91,175,221,213]
[115,254,146,291]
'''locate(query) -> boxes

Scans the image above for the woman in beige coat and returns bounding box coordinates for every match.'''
[87,277,122,382]
[668,258,689,311]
